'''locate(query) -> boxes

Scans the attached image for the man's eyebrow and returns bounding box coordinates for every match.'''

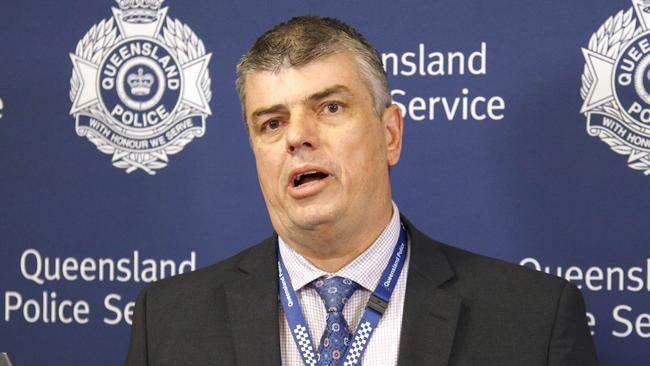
[306,85,352,102]
[250,85,352,122]
[251,104,288,122]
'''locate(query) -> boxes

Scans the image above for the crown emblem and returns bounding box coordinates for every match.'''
[115,0,164,23]
[127,68,154,96]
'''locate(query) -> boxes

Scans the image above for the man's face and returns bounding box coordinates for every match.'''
[243,52,402,240]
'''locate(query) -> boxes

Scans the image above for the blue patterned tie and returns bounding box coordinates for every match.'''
[311,276,360,366]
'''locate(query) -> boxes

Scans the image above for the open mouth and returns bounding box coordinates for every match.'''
[292,171,329,187]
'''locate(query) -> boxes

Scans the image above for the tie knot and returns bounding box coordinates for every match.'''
[311,276,359,313]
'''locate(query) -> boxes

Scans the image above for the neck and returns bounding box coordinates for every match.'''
[281,202,394,273]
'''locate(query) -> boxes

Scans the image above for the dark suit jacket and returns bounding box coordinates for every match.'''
[125,218,598,365]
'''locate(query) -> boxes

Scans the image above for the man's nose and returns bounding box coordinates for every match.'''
[286,112,319,153]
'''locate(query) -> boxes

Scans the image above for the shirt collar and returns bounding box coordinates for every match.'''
[278,202,401,292]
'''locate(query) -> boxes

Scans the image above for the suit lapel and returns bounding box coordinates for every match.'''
[224,235,282,366]
[397,218,462,366]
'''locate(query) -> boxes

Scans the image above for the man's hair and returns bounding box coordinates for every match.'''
[235,16,391,122]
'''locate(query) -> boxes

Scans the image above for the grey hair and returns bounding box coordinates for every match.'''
[235,16,391,123]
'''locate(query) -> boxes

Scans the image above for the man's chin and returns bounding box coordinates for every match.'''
[287,206,339,231]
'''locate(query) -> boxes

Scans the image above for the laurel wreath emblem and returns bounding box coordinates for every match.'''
[579,8,650,175]
[70,17,211,174]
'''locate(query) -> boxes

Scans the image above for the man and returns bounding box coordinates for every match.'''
[126,17,598,366]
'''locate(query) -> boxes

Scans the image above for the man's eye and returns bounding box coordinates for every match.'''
[324,103,342,114]
[263,119,281,131]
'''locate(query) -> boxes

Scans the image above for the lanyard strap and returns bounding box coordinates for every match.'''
[278,222,408,366]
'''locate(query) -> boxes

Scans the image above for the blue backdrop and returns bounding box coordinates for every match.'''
[0,0,648,365]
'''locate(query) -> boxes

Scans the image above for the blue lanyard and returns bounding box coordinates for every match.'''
[278,222,408,366]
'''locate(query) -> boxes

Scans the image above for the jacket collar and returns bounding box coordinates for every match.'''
[224,234,282,366]
[397,216,462,366]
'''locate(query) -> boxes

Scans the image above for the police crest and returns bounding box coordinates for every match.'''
[579,0,650,175]
[69,0,211,174]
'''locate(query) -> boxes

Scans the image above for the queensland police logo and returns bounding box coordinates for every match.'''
[69,0,211,174]
[580,0,650,175]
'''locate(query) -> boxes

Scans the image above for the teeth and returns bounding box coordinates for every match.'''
[296,171,318,180]
[294,171,320,186]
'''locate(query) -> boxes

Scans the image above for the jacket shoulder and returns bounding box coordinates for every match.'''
[439,242,567,291]
[403,216,570,303]
[405,226,597,364]
[139,235,275,302]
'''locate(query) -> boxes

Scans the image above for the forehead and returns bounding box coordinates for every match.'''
[243,52,370,116]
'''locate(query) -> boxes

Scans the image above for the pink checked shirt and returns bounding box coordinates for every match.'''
[278,202,410,366]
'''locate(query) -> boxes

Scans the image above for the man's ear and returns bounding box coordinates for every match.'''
[383,104,404,166]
